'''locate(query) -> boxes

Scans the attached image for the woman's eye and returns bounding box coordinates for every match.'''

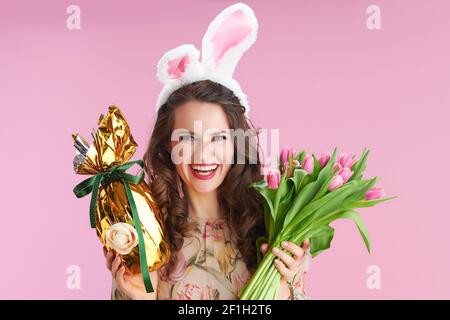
[212,135,227,142]
[180,135,194,142]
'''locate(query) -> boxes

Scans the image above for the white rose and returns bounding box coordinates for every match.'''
[105,222,139,255]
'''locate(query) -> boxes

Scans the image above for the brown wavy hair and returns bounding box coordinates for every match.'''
[143,80,266,279]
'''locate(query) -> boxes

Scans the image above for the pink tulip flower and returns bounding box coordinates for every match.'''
[284,159,300,171]
[328,174,344,191]
[280,146,295,165]
[364,186,385,200]
[333,162,342,173]
[318,151,331,168]
[338,167,354,184]
[282,161,288,174]
[267,169,281,189]
[282,159,300,178]
[337,153,357,169]
[302,155,314,174]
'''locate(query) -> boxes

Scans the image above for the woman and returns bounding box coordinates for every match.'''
[105,80,311,300]
[104,3,311,300]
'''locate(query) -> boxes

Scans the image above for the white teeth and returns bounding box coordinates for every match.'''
[197,170,214,175]
[191,164,218,171]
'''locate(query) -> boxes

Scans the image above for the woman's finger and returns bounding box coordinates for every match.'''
[301,239,311,251]
[272,247,296,269]
[115,265,128,293]
[111,255,122,278]
[106,251,115,271]
[274,259,295,281]
[260,242,269,256]
[281,241,305,262]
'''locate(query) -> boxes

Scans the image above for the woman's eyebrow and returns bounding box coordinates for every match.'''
[181,130,197,135]
[185,130,229,135]
[211,130,229,134]
[172,130,197,138]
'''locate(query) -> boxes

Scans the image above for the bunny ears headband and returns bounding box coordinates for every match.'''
[156,2,258,116]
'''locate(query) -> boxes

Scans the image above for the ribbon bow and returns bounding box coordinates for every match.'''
[73,160,154,293]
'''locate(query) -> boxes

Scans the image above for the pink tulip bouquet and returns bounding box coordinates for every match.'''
[239,147,395,300]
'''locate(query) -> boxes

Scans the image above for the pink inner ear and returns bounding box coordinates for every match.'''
[167,54,190,79]
[211,10,252,66]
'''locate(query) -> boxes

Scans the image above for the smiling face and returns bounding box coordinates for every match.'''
[169,100,234,194]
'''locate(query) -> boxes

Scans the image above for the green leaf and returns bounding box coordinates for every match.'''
[303,178,377,229]
[309,225,335,258]
[255,236,268,264]
[249,179,268,190]
[288,168,308,193]
[281,181,318,228]
[254,185,276,221]
[272,187,295,238]
[315,210,371,254]
[349,148,369,182]
[342,210,371,254]
[285,181,359,236]
[311,154,321,179]
[295,150,306,164]
[282,148,338,229]
[273,175,291,215]
[286,177,376,242]
[344,196,398,209]
[263,174,294,241]
[263,201,274,242]
[340,177,377,204]
[251,181,276,242]
[310,164,338,202]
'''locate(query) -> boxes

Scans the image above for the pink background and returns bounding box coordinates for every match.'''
[1,0,449,299]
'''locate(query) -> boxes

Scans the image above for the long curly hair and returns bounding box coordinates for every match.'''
[143,80,267,279]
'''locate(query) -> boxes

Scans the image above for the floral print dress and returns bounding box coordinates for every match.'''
[157,217,250,300]
[111,216,310,300]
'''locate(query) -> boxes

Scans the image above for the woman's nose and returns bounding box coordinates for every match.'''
[192,139,215,163]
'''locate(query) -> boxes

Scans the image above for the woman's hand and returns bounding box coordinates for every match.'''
[104,246,158,300]
[259,240,311,300]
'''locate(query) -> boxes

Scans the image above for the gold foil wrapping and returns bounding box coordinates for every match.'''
[73,105,170,275]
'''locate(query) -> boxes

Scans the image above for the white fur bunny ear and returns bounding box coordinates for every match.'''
[201,2,258,76]
[157,44,200,84]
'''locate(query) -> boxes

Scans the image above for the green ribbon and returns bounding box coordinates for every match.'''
[73,159,154,293]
